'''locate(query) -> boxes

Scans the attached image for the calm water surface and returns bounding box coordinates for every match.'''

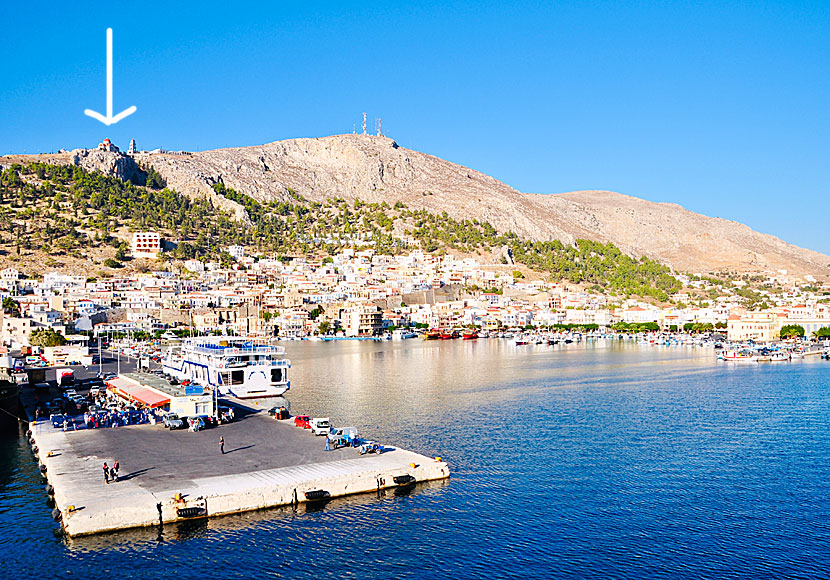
[3,339,830,579]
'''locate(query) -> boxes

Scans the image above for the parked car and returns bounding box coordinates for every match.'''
[294,415,311,429]
[50,414,66,428]
[193,414,214,428]
[309,417,331,436]
[218,406,235,423]
[165,414,186,430]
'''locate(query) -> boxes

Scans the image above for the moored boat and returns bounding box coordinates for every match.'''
[163,337,291,398]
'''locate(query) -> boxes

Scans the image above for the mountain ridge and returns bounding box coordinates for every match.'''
[3,134,827,277]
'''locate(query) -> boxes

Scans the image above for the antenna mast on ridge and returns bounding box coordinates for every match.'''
[362,113,367,135]
[376,118,382,136]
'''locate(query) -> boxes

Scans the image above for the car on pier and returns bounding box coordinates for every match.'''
[309,417,331,436]
[294,415,310,429]
[163,413,186,430]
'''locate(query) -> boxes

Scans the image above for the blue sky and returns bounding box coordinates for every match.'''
[2,1,829,254]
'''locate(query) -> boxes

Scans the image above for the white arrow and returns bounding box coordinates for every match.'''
[84,28,136,126]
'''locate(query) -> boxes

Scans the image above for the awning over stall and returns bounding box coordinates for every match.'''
[106,377,170,409]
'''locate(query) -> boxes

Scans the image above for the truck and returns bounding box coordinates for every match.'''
[328,426,358,449]
[59,370,75,388]
[309,417,331,436]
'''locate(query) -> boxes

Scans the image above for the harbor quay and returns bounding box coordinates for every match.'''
[27,408,449,537]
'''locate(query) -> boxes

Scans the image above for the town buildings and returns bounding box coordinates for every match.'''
[0,246,825,346]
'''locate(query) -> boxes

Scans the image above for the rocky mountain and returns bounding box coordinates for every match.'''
[5,134,828,276]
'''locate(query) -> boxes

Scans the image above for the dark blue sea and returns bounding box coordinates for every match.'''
[3,339,830,579]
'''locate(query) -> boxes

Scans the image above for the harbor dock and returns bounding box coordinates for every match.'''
[28,409,449,537]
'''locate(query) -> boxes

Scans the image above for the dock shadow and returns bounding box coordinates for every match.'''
[117,467,154,481]
[226,444,255,454]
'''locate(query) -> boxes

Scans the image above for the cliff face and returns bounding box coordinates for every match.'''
[6,134,828,276]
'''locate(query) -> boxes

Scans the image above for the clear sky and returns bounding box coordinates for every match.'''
[2,2,829,254]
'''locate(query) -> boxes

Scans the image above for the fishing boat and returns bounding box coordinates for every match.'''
[423,330,441,340]
[391,329,417,340]
[718,349,757,363]
[462,330,479,340]
[163,337,291,398]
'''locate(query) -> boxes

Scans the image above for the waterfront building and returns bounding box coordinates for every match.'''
[107,372,215,417]
[343,305,382,336]
[727,313,778,342]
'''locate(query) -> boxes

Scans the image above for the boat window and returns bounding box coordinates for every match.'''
[231,370,244,385]
[271,368,282,383]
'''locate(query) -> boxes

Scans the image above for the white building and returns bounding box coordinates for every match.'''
[184,260,205,273]
[226,245,245,259]
[131,232,161,257]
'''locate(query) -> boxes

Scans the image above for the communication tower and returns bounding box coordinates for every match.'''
[362,112,367,135]
[376,118,382,136]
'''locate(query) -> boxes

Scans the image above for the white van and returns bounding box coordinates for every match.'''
[309,417,331,436]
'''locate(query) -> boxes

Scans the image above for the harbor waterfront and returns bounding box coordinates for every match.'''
[5,338,830,578]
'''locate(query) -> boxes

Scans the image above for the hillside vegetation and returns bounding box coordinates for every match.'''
[0,162,680,299]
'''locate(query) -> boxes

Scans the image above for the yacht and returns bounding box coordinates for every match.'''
[163,337,291,398]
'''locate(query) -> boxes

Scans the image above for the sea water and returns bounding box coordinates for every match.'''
[3,339,830,579]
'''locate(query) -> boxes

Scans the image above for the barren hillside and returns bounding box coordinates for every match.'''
[5,134,828,276]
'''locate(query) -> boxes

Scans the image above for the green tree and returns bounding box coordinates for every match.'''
[30,327,67,347]
[2,297,20,317]
[318,320,331,335]
[779,324,805,339]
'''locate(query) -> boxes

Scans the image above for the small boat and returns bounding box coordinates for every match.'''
[462,330,479,340]
[719,349,757,362]
[423,331,441,340]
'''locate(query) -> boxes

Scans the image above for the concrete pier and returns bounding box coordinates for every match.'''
[29,412,449,537]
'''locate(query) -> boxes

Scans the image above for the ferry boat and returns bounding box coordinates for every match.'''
[163,337,291,398]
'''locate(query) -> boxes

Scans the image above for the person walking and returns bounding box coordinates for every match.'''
[110,465,117,482]
[219,436,225,455]
[325,433,331,452]
[113,460,120,479]
[103,462,109,484]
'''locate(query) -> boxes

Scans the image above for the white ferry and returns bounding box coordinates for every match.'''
[163,337,291,398]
